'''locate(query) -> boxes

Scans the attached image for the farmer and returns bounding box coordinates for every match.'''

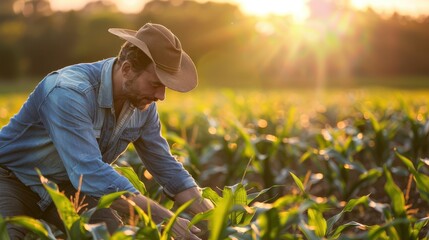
[0,23,213,239]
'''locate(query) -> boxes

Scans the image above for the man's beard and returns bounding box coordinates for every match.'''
[123,78,153,111]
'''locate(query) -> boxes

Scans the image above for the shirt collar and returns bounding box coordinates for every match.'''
[98,57,116,108]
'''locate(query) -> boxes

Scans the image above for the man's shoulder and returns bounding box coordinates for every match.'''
[54,58,113,93]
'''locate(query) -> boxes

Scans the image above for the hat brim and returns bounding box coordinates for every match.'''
[108,28,197,92]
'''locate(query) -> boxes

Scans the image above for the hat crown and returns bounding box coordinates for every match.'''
[136,23,182,73]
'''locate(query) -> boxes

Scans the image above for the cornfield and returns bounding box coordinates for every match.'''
[1,87,429,239]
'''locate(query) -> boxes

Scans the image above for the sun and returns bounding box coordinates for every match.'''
[233,0,309,22]
[115,0,144,13]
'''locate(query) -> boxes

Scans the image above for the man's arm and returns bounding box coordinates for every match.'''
[133,104,198,198]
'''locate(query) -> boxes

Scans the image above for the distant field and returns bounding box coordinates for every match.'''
[3,83,429,127]
[1,82,429,238]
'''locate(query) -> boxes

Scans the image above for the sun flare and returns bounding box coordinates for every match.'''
[227,0,309,22]
[115,0,144,13]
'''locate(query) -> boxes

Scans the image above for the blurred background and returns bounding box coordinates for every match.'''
[0,0,429,88]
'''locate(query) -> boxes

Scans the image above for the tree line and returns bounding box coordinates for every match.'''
[1,0,429,87]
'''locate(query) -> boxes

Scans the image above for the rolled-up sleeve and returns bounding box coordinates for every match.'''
[38,85,138,197]
[133,104,197,197]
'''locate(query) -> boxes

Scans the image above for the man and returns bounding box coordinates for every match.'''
[0,23,213,239]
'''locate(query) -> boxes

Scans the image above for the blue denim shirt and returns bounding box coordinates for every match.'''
[0,58,196,210]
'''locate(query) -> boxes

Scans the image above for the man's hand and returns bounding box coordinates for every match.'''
[111,194,202,239]
[174,187,214,216]
[174,187,214,238]
[172,216,201,240]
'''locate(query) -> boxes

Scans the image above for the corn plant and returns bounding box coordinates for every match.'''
[312,125,369,199]
[3,88,429,239]
[398,101,429,162]
[396,152,429,203]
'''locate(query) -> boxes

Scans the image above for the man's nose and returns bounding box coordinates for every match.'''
[155,86,166,101]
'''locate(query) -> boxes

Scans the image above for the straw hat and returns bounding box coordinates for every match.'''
[108,23,197,92]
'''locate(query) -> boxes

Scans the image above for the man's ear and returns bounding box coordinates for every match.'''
[121,61,133,79]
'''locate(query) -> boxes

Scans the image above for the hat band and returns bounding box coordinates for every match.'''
[156,62,180,73]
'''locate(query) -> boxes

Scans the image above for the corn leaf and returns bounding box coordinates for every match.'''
[330,221,367,239]
[111,230,134,240]
[114,166,147,195]
[327,195,369,234]
[415,217,429,230]
[37,170,80,232]
[279,208,300,228]
[190,209,213,226]
[273,195,303,208]
[396,152,429,202]
[161,199,195,240]
[202,187,222,206]
[222,183,248,224]
[413,217,429,237]
[308,208,327,237]
[290,172,305,194]
[97,191,128,209]
[368,218,410,239]
[129,199,160,240]
[209,193,233,240]
[257,208,281,239]
[298,219,320,240]
[0,214,10,240]
[247,185,282,205]
[384,167,406,218]
[384,167,411,239]
[7,216,54,240]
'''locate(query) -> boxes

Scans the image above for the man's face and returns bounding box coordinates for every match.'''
[122,63,166,111]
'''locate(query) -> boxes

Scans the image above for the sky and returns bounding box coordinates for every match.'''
[48,0,429,22]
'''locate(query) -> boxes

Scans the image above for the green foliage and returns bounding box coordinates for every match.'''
[396,152,429,203]
[209,193,233,240]
[0,214,10,240]
[290,172,306,195]
[37,169,81,238]
[383,167,410,239]
[326,195,369,236]
[6,216,55,240]
[161,199,195,240]
[2,88,429,238]
[113,166,147,195]
[308,208,327,237]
